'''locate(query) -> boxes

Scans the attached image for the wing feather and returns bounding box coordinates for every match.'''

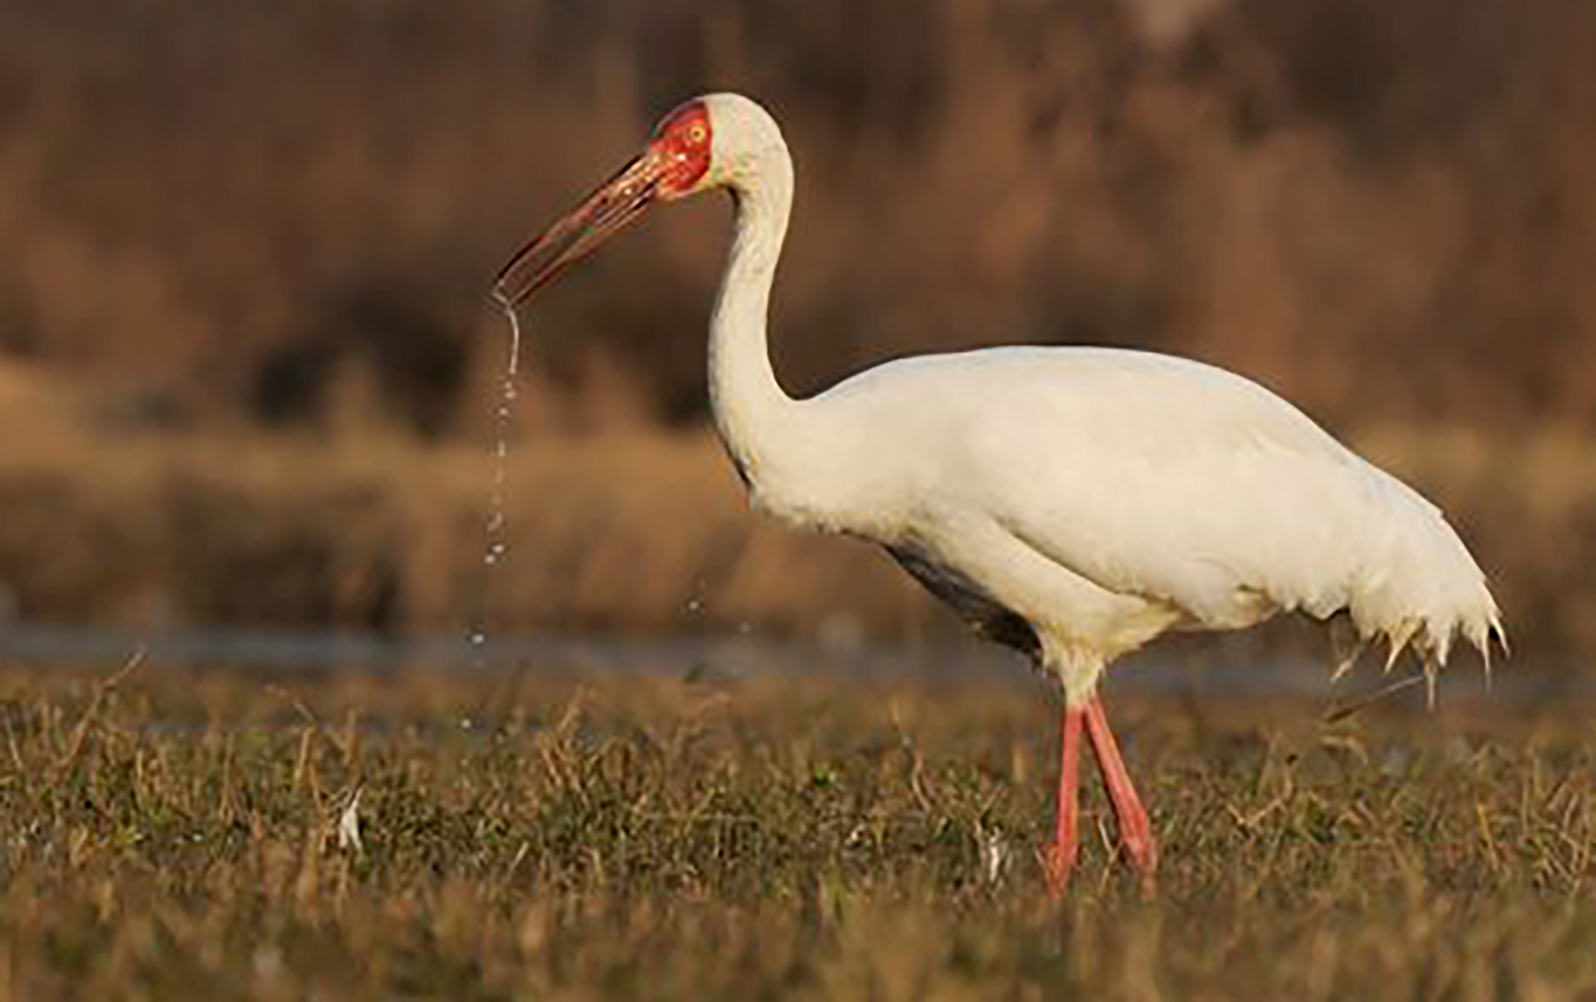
[823,346,1503,670]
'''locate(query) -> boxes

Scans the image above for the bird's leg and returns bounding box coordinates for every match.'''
[1040,703,1084,896]
[1084,694,1159,894]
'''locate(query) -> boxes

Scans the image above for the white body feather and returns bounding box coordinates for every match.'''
[697,94,1504,705]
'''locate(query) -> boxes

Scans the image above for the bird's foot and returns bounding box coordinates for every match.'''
[1038,840,1078,898]
[1130,861,1158,899]
[1119,827,1159,899]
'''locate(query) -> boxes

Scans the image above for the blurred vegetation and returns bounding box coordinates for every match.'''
[2,0,1593,430]
[0,665,1594,998]
[0,402,1592,664]
[0,0,1591,657]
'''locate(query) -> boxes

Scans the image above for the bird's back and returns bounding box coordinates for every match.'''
[812,346,1503,675]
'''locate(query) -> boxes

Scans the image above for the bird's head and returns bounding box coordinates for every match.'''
[493,93,786,309]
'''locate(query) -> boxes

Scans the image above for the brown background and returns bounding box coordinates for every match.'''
[0,0,1591,667]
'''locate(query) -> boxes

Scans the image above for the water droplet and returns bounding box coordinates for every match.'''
[474,297,529,659]
[479,300,523,574]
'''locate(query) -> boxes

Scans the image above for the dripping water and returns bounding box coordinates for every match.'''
[471,294,524,658]
[485,293,522,568]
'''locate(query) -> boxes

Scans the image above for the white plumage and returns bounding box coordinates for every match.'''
[793,345,1504,702]
[672,95,1503,707]
[495,92,1506,892]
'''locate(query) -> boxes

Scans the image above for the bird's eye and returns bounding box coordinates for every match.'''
[687,123,707,145]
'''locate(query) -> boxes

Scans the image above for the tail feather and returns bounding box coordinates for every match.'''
[1339,465,1505,702]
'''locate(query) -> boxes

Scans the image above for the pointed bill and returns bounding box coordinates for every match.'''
[493,150,669,309]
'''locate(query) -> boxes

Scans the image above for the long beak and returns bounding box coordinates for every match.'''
[492,150,666,309]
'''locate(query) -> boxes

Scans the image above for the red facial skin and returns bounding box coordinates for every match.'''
[649,100,713,200]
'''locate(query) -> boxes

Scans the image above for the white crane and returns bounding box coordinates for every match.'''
[494,93,1505,895]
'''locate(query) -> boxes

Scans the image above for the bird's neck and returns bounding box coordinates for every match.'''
[708,152,801,486]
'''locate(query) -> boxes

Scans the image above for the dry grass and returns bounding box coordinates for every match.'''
[0,368,1587,663]
[0,369,911,637]
[0,662,1593,999]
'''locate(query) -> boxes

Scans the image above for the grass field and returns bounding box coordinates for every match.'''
[1,661,1592,1000]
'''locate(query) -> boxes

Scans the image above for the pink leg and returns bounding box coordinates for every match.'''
[1040,704,1083,896]
[1084,694,1159,893]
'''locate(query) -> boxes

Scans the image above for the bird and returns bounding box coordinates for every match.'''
[493,93,1506,895]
